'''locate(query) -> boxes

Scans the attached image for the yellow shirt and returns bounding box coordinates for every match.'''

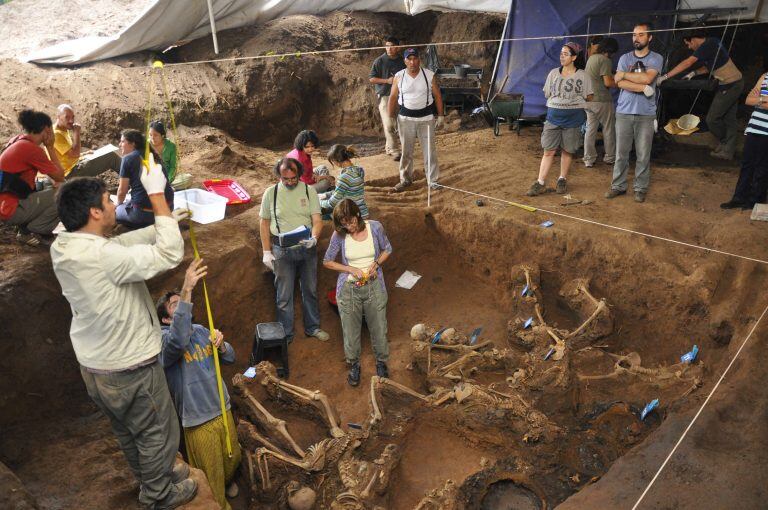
[53,126,78,175]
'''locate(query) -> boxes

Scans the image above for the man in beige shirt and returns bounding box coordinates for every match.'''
[50,161,195,509]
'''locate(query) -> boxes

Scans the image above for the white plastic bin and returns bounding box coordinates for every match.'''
[174,188,228,224]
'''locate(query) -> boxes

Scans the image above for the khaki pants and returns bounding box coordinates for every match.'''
[378,96,399,156]
[397,116,439,186]
[67,149,122,178]
[6,188,59,234]
[80,361,179,506]
[706,79,744,158]
[337,280,389,364]
[584,101,616,165]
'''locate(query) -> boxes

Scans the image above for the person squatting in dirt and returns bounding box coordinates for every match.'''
[116,129,175,229]
[157,258,242,510]
[606,21,663,204]
[526,41,593,197]
[657,29,744,161]
[323,199,393,386]
[260,157,331,343]
[720,70,768,210]
[369,35,406,161]
[388,47,444,193]
[50,167,198,509]
[0,109,66,246]
[286,129,335,193]
[53,104,123,179]
[320,144,369,218]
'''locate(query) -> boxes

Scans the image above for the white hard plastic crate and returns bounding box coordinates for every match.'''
[174,188,228,224]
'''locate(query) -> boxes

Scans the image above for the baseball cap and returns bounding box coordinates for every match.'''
[403,48,419,58]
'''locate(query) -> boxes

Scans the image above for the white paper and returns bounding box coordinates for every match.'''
[243,367,257,378]
[395,270,422,290]
[82,144,119,161]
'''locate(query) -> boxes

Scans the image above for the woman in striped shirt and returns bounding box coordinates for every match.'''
[321,144,369,218]
[721,72,768,210]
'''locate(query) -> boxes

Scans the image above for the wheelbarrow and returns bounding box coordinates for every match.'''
[489,93,524,136]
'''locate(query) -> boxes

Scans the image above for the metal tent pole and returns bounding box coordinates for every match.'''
[206,0,220,54]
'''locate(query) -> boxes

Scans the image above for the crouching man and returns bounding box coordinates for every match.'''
[51,164,196,509]
[157,258,242,510]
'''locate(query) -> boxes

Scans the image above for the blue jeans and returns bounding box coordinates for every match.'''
[272,244,320,341]
[116,202,155,229]
[611,113,655,193]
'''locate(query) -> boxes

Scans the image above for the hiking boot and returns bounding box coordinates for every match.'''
[392,180,411,193]
[376,361,389,378]
[16,229,52,247]
[584,162,595,168]
[392,153,401,161]
[308,329,329,342]
[156,479,198,510]
[711,151,734,161]
[720,200,747,210]
[171,462,189,484]
[347,362,361,387]
[526,181,547,197]
[226,481,239,499]
[604,189,626,199]
[556,177,567,194]
[634,191,646,203]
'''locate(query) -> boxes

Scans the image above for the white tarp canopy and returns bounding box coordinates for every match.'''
[24,0,510,65]
[24,0,766,65]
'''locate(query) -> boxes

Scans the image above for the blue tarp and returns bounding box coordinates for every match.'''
[492,0,678,117]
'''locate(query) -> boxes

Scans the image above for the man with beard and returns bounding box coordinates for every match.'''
[605,22,663,203]
[259,157,330,343]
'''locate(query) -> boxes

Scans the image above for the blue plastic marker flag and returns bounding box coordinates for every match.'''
[543,347,555,360]
[347,423,362,430]
[431,327,448,344]
[522,284,530,297]
[523,317,533,329]
[680,345,699,364]
[640,399,659,421]
[540,220,554,228]
[470,327,483,345]
[243,367,257,378]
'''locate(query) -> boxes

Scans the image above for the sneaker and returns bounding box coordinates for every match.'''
[634,191,646,203]
[711,151,734,161]
[584,162,594,168]
[171,462,189,484]
[308,329,329,342]
[347,362,361,387]
[16,230,52,247]
[156,479,198,510]
[604,189,626,199]
[226,481,239,499]
[526,181,547,197]
[392,180,411,193]
[556,177,567,194]
[376,361,389,378]
[720,200,747,210]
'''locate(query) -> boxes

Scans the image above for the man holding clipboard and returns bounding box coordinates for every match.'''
[259,157,330,343]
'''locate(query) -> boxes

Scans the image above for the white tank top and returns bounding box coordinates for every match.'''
[396,68,435,111]
[345,222,375,280]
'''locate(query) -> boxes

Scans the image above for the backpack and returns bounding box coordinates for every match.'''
[0,138,34,200]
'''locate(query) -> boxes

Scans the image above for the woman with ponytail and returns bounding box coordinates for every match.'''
[321,144,369,218]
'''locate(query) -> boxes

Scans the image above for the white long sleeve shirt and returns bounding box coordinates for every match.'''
[50,216,184,370]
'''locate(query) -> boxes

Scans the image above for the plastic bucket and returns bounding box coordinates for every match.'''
[677,114,700,131]
[454,64,470,78]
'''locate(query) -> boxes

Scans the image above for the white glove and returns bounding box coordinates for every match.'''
[262,251,275,271]
[435,116,445,130]
[682,71,696,80]
[299,236,317,249]
[656,74,668,86]
[642,85,655,98]
[140,155,168,195]
[171,208,191,222]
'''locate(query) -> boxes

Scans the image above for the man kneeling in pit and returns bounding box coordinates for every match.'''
[157,258,242,510]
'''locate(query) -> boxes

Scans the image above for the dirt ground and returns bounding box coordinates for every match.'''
[1,2,768,510]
